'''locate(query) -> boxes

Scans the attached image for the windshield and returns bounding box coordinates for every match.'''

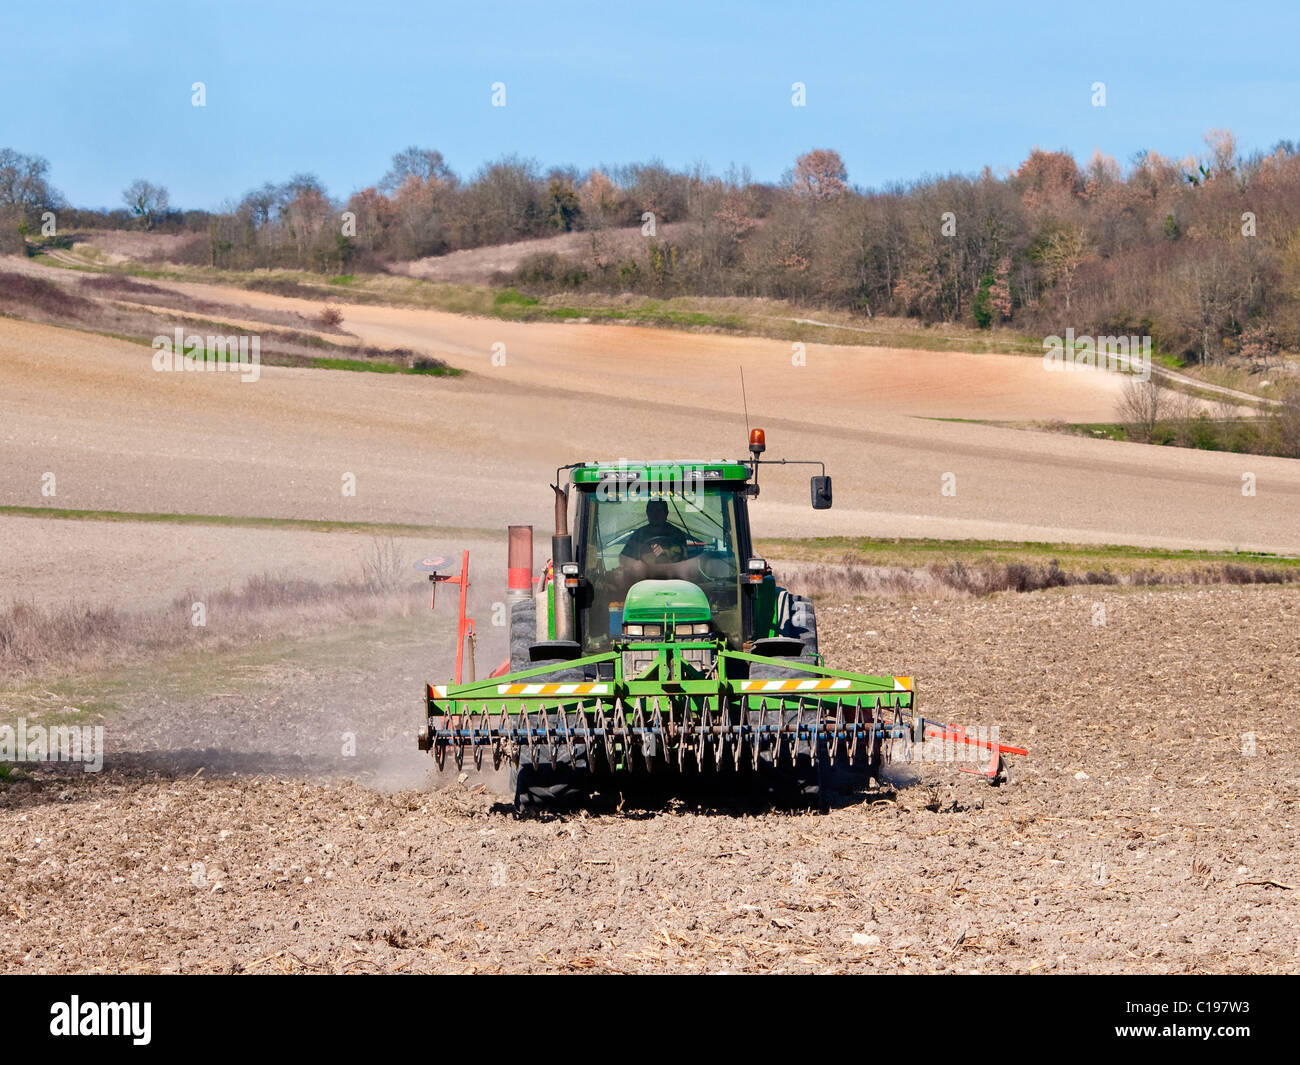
[575,482,744,652]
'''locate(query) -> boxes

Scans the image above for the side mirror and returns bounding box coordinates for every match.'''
[811,475,832,510]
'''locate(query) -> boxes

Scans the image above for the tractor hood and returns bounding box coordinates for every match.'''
[622,579,711,626]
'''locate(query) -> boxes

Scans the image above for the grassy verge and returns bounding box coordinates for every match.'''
[1052,422,1129,442]
[1043,415,1294,456]
[757,535,1300,575]
[8,506,1294,576]
[0,542,434,682]
[760,536,1300,599]
[86,318,462,378]
[309,356,453,375]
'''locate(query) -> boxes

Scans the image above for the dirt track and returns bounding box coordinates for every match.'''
[3,585,1296,974]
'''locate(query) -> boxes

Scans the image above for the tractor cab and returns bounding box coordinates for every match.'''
[552,431,832,662]
[571,461,752,653]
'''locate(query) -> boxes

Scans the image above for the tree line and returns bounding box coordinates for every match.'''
[4,131,1300,364]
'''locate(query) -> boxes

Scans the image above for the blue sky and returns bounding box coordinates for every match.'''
[3,0,1298,209]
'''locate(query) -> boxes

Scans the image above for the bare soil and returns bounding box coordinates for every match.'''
[3,289,1298,553]
[3,263,1297,974]
[3,585,1296,974]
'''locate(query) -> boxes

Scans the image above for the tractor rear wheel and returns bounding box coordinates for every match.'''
[746,594,827,807]
[508,597,538,672]
[787,595,819,658]
[511,707,591,812]
[507,600,592,810]
[742,688,829,811]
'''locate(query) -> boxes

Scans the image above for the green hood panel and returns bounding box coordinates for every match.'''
[622,580,712,625]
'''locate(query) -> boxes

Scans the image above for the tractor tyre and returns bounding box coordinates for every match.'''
[508,598,538,672]
[510,599,585,681]
[742,665,829,812]
[747,654,819,679]
[788,595,819,659]
[511,707,591,812]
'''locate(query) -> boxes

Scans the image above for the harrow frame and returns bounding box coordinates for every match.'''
[420,643,1025,787]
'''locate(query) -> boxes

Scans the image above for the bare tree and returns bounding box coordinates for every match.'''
[0,148,60,216]
[1212,395,1242,425]
[1165,388,1209,447]
[1117,378,1164,442]
[1032,223,1088,312]
[391,175,448,258]
[238,182,283,229]
[460,156,543,244]
[1274,383,1300,458]
[280,180,334,261]
[380,147,454,195]
[1170,239,1251,364]
[122,179,169,229]
[1201,127,1239,185]
[615,160,690,222]
[576,170,621,230]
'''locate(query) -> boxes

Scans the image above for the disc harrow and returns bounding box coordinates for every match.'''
[420,655,1026,801]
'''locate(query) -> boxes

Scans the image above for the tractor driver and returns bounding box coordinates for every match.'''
[620,499,689,565]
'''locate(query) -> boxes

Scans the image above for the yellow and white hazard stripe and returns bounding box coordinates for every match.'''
[494,682,612,697]
[737,678,853,693]
[735,676,913,694]
[427,682,612,699]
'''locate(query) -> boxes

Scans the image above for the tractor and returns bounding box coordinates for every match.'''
[419,429,1024,810]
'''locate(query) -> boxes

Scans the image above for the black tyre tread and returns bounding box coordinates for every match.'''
[508,598,537,673]
[742,691,829,811]
[788,595,819,658]
[509,599,586,682]
[512,709,590,811]
[747,655,820,680]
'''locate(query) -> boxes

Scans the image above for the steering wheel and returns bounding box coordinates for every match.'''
[636,535,683,564]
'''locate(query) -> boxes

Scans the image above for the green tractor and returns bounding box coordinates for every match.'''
[419,429,1023,810]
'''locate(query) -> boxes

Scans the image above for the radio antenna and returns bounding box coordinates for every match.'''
[739,365,751,436]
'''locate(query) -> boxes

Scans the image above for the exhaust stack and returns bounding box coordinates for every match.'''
[507,525,533,602]
[551,484,574,642]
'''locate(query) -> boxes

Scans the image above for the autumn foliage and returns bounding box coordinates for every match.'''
[10,131,1300,364]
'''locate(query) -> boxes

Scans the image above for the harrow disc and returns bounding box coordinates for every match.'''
[431,693,888,811]
[511,707,592,810]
